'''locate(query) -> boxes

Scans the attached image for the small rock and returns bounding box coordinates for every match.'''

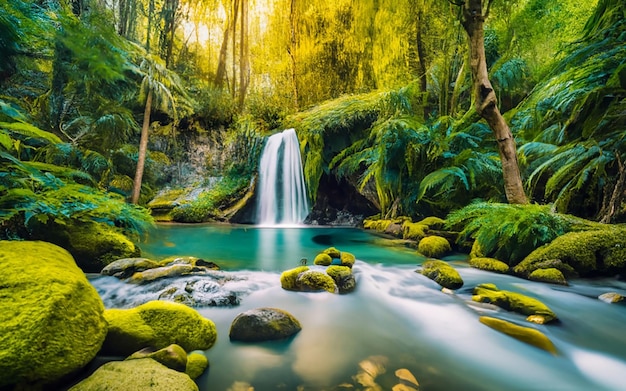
[395,368,419,389]
[127,344,188,372]
[229,307,302,342]
[598,292,624,303]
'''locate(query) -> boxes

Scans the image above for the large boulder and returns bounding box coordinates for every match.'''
[30,221,140,272]
[514,227,626,277]
[472,283,558,324]
[419,259,464,290]
[0,241,107,389]
[69,358,198,391]
[101,257,161,279]
[101,300,217,356]
[417,236,451,258]
[229,307,302,342]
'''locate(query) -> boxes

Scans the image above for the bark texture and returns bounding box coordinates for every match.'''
[131,89,152,204]
[460,0,528,204]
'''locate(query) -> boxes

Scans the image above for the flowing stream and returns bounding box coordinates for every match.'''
[256,128,309,226]
[90,225,626,391]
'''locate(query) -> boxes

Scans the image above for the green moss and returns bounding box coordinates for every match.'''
[322,247,342,258]
[417,216,446,230]
[402,222,428,241]
[280,266,310,291]
[314,253,333,266]
[470,240,486,258]
[0,241,107,388]
[514,227,626,277]
[69,358,199,391]
[185,352,209,380]
[528,268,568,285]
[326,265,356,293]
[420,259,464,290]
[418,236,451,258]
[297,270,338,293]
[339,251,356,267]
[472,283,558,323]
[469,257,510,274]
[127,344,188,372]
[148,189,186,210]
[101,258,160,279]
[479,316,557,355]
[363,219,393,232]
[101,301,217,356]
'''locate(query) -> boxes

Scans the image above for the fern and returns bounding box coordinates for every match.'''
[446,202,593,266]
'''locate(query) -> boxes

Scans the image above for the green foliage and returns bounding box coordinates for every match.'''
[446,202,594,266]
[171,175,250,223]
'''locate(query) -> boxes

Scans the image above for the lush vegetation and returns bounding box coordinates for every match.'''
[1,0,624,259]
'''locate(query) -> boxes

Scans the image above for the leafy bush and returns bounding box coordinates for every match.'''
[446,202,595,266]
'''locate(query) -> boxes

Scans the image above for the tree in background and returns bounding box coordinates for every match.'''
[456,0,528,204]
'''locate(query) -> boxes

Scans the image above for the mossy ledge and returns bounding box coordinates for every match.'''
[472,283,558,324]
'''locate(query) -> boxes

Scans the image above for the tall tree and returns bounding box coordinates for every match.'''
[456,0,528,204]
[131,55,180,204]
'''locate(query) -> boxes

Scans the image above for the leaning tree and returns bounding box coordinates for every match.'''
[452,0,528,204]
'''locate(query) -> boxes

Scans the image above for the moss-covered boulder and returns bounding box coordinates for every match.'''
[472,283,558,324]
[148,189,186,222]
[363,219,393,232]
[0,241,108,389]
[322,247,342,259]
[127,344,188,372]
[101,257,160,279]
[402,222,428,241]
[340,251,356,268]
[326,265,357,293]
[130,264,196,284]
[297,270,338,293]
[30,221,140,272]
[69,358,198,391]
[528,268,568,285]
[469,257,510,274]
[419,259,464,289]
[101,301,217,356]
[479,316,557,354]
[417,236,451,258]
[314,253,333,266]
[280,266,310,291]
[417,216,446,230]
[185,352,209,380]
[514,227,626,277]
[229,307,302,342]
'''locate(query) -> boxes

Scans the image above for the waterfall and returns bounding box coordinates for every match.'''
[256,128,309,226]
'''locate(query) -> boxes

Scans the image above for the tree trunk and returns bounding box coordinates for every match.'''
[131,89,153,204]
[238,0,249,108]
[215,0,233,88]
[460,0,528,204]
[289,0,299,110]
[415,0,428,120]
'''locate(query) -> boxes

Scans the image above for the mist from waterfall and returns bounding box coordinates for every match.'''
[256,128,309,226]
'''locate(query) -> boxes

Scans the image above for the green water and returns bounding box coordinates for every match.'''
[92,224,626,391]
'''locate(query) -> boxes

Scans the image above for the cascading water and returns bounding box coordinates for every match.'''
[256,128,309,226]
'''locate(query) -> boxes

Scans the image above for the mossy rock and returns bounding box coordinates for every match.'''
[185,352,209,380]
[469,257,510,274]
[339,251,356,268]
[598,292,624,303]
[127,344,188,373]
[326,265,357,293]
[101,257,160,279]
[528,268,568,285]
[68,358,198,391]
[420,259,464,290]
[479,316,557,354]
[402,222,428,241]
[417,236,451,258]
[363,219,393,232]
[148,189,185,210]
[314,253,333,266]
[101,301,217,356]
[472,283,558,323]
[0,241,108,389]
[30,221,140,272]
[158,256,220,270]
[416,216,446,230]
[322,247,342,259]
[229,307,302,342]
[297,270,338,293]
[514,227,626,277]
[470,240,486,259]
[280,266,310,291]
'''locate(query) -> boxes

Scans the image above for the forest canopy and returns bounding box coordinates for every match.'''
[1,0,625,243]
